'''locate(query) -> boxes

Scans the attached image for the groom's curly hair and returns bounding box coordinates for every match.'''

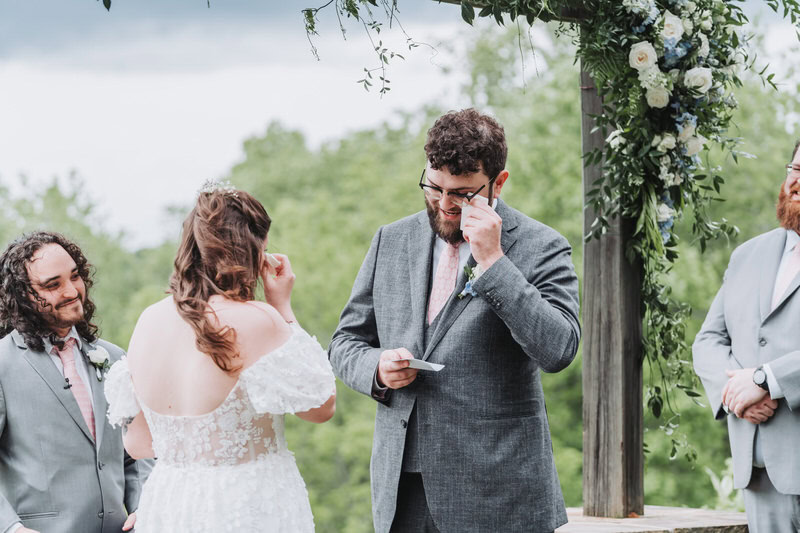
[0,231,98,352]
[424,108,507,180]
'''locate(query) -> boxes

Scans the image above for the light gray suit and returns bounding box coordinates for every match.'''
[0,330,147,533]
[694,228,800,528]
[330,200,581,532]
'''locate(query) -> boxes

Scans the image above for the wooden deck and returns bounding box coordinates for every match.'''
[556,505,748,532]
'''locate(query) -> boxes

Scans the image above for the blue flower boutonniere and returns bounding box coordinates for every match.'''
[457,264,484,299]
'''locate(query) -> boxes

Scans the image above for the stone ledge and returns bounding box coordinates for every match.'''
[556,505,747,532]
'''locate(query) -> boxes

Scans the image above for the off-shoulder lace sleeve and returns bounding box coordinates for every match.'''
[240,324,336,414]
[104,357,141,427]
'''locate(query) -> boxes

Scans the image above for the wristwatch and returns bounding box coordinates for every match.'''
[753,366,770,393]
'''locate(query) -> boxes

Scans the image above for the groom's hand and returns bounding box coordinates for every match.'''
[378,348,418,389]
[722,368,768,418]
[460,197,503,270]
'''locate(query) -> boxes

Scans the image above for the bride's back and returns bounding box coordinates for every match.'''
[127,295,291,417]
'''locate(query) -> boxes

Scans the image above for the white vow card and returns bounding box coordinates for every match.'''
[401,359,445,371]
[460,194,489,230]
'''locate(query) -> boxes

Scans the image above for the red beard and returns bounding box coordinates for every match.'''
[777,182,800,233]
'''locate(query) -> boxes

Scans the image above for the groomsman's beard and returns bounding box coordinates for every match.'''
[777,183,800,233]
[42,296,86,334]
[425,198,465,245]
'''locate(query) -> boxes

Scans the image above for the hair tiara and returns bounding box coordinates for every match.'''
[198,179,239,198]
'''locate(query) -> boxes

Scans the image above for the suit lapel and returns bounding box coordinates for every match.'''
[760,229,789,322]
[423,200,520,359]
[83,342,106,449]
[408,213,435,358]
[15,331,96,444]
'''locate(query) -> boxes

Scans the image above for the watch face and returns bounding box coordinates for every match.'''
[754,369,767,385]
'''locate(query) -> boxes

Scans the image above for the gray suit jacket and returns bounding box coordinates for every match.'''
[694,228,800,494]
[0,330,148,533]
[329,200,581,533]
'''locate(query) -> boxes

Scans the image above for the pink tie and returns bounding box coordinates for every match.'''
[772,245,800,311]
[428,243,460,324]
[54,338,96,440]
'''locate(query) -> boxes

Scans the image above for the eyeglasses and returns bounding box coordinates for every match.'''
[787,164,800,178]
[418,168,496,206]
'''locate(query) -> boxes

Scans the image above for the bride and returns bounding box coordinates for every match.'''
[104,182,336,532]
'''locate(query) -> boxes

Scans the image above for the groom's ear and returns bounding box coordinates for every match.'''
[493,170,509,197]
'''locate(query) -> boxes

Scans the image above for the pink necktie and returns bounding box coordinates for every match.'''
[54,338,96,440]
[428,243,460,324]
[772,245,800,311]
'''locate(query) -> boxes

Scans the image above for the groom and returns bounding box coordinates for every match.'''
[0,231,148,533]
[330,109,581,532]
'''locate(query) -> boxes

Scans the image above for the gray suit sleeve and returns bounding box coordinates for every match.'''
[124,456,154,513]
[472,234,580,373]
[329,228,388,401]
[693,273,739,419]
[0,382,21,532]
[767,351,800,410]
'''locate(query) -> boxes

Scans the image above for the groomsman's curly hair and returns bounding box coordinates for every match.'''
[170,188,271,373]
[424,108,507,180]
[0,231,98,352]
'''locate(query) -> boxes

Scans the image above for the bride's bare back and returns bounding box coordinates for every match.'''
[127,295,292,416]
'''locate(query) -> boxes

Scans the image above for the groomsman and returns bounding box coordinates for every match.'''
[0,231,148,533]
[330,109,580,532]
[694,140,800,532]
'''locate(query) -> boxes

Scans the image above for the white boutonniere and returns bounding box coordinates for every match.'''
[86,345,111,381]
[457,264,484,299]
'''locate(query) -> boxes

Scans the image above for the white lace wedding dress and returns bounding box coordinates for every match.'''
[104,323,336,532]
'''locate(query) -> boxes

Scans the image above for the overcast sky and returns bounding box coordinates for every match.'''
[0,1,796,249]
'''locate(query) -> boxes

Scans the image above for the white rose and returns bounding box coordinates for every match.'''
[682,18,694,35]
[698,33,710,58]
[629,41,658,71]
[685,135,707,156]
[606,129,626,149]
[87,346,110,365]
[657,134,677,152]
[646,86,671,108]
[684,67,713,93]
[686,1,697,13]
[661,10,685,41]
[701,18,713,31]
[656,203,676,222]
[678,122,696,142]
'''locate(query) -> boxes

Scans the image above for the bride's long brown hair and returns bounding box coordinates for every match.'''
[169,187,271,372]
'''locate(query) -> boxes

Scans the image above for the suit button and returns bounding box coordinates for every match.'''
[98,512,104,518]
[759,338,767,346]
[401,419,407,428]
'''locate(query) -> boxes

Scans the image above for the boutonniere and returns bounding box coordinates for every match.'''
[86,345,111,381]
[457,264,484,299]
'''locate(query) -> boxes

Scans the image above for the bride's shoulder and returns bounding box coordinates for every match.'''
[213,301,293,361]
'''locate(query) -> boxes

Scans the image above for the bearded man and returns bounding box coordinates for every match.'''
[329,109,580,532]
[0,232,149,533]
[694,141,800,532]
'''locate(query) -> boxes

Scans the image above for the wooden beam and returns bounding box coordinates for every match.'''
[432,0,587,23]
[580,60,644,518]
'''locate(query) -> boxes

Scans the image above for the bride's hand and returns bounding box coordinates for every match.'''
[262,253,296,319]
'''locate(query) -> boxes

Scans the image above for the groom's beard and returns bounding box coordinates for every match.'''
[425,198,464,245]
[777,182,800,233]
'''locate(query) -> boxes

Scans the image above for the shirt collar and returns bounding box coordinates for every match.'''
[42,326,83,355]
